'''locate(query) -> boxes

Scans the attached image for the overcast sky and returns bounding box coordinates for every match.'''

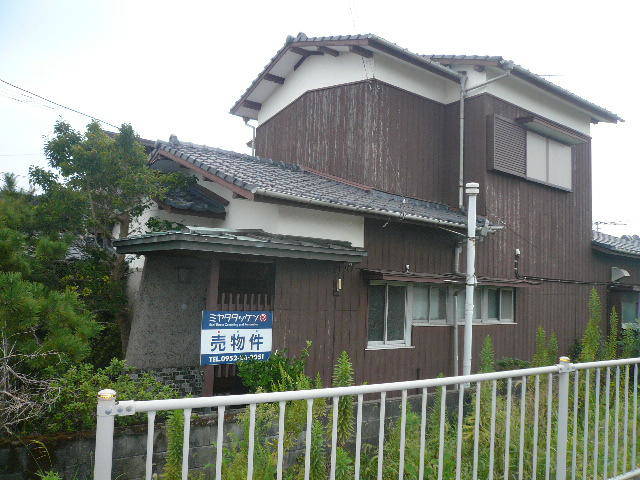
[1,0,637,236]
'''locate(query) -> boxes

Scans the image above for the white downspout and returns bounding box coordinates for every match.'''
[462,182,479,377]
[457,75,468,209]
[454,63,513,376]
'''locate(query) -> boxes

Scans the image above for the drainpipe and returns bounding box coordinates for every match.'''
[243,117,256,156]
[462,182,479,377]
[457,75,468,209]
[456,61,514,209]
[453,64,514,375]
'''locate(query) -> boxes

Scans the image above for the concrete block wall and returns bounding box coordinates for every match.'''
[1,393,453,480]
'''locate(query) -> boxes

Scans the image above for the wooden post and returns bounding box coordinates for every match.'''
[202,258,220,397]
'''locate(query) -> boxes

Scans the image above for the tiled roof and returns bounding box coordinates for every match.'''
[592,231,640,258]
[153,138,483,229]
[113,227,367,262]
[120,226,361,251]
[163,184,226,215]
[425,55,623,123]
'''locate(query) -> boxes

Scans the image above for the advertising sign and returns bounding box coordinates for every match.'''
[200,310,272,365]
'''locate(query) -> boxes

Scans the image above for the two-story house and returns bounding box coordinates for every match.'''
[113,33,639,394]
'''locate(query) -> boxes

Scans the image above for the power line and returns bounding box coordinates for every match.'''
[0,153,42,157]
[0,77,119,129]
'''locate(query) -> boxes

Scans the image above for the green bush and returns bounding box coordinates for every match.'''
[496,357,531,371]
[161,410,184,480]
[23,359,177,435]
[236,342,311,392]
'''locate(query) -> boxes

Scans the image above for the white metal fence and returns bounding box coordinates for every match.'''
[93,357,640,480]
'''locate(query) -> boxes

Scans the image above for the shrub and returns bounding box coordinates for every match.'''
[24,359,177,435]
[479,336,495,373]
[604,307,620,359]
[496,357,531,371]
[332,351,355,446]
[160,410,184,480]
[237,342,311,392]
[580,288,604,362]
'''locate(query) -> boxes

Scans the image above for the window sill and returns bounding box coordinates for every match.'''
[366,344,415,351]
[413,321,517,327]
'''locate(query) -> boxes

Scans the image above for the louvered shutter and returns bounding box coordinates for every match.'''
[487,114,526,177]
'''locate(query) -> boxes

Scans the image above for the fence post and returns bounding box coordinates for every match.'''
[556,357,574,480]
[94,389,117,480]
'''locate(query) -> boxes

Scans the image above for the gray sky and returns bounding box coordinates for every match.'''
[1,0,637,236]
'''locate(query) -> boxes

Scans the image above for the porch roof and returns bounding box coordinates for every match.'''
[113,226,367,263]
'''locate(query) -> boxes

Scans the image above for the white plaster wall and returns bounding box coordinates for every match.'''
[445,66,592,135]
[257,52,592,135]
[258,52,461,124]
[195,177,364,247]
[224,197,364,247]
[258,52,374,124]
[122,177,365,252]
[483,75,591,135]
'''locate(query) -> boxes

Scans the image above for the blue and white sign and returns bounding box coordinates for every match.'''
[200,311,273,365]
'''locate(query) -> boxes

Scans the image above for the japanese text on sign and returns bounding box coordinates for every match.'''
[200,311,272,365]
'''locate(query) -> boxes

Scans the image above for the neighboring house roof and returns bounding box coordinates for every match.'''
[424,55,623,123]
[592,231,640,258]
[113,227,367,263]
[161,184,227,217]
[151,137,489,230]
[230,32,621,124]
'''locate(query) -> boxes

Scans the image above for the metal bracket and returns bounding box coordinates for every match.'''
[97,400,136,417]
[114,400,136,416]
[557,357,576,373]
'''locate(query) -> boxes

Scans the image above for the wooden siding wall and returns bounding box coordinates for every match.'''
[202,84,637,387]
[255,80,447,202]
[272,220,459,386]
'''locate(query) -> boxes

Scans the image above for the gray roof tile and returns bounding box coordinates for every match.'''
[425,54,622,123]
[154,139,478,229]
[592,231,640,257]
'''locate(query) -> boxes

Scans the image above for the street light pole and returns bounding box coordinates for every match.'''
[462,182,479,377]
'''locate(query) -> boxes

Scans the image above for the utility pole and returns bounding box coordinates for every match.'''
[462,182,479,377]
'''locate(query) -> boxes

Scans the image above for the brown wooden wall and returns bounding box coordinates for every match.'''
[255,79,447,202]
[271,220,459,386]
[259,85,639,387]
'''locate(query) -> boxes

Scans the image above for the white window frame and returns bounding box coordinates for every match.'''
[621,292,640,328]
[526,131,573,191]
[413,284,516,326]
[367,281,412,349]
[411,284,448,326]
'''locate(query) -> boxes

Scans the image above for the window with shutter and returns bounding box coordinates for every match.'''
[487,115,527,177]
[488,114,574,190]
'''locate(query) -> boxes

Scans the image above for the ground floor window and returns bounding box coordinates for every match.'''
[367,282,516,345]
[367,284,410,347]
[621,292,640,327]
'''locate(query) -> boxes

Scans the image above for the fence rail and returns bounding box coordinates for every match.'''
[93,357,640,480]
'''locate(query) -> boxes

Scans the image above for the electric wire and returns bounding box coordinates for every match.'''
[0,77,119,128]
[484,210,627,286]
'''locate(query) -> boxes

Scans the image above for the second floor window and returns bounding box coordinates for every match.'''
[526,131,572,190]
[488,114,577,191]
